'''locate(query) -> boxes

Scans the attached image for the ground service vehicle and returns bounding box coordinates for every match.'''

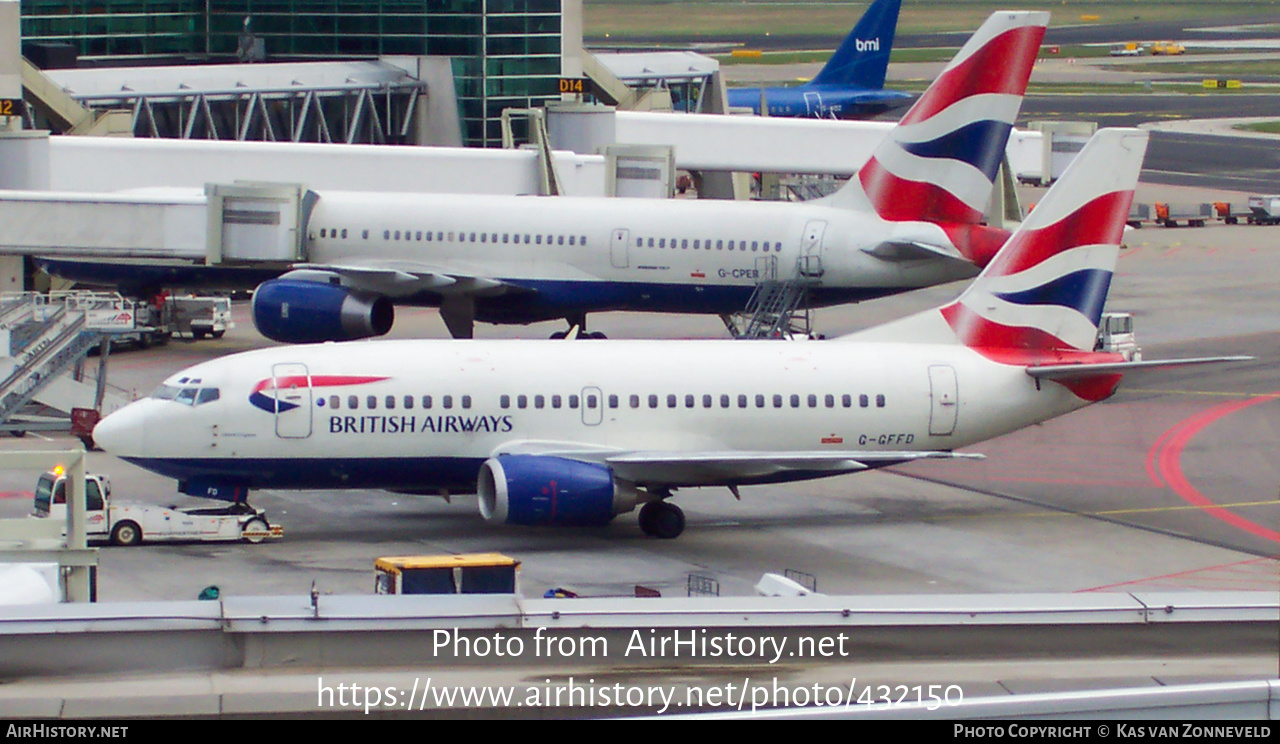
[1095,312,1141,362]
[32,469,281,546]
[1247,195,1280,225]
[374,553,520,595]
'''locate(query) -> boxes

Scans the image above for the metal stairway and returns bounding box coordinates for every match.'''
[724,256,823,339]
[0,293,133,437]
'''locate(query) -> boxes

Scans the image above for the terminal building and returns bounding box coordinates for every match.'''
[17,0,583,147]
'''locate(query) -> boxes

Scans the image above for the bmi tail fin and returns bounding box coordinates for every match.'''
[828,11,1047,265]
[808,0,901,89]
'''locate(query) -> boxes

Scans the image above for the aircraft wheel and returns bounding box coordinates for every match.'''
[211,330,225,339]
[587,331,608,340]
[111,520,142,547]
[638,501,685,539]
[241,518,270,544]
[549,330,568,340]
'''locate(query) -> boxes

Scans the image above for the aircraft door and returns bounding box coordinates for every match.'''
[928,365,958,436]
[803,91,824,117]
[272,362,313,439]
[610,229,629,269]
[581,386,603,426]
[799,220,826,278]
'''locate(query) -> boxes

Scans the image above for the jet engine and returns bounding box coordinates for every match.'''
[252,279,394,343]
[477,455,638,527]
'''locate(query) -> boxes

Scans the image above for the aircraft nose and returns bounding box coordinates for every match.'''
[92,404,143,455]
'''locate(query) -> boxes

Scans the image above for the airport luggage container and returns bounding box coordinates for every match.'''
[374,553,520,595]
[1154,202,1213,227]
[1246,195,1280,225]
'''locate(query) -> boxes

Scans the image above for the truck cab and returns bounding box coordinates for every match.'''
[1095,312,1142,362]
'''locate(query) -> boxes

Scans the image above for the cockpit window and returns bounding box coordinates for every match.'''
[151,383,220,406]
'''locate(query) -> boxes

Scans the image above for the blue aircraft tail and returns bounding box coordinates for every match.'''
[808,0,901,89]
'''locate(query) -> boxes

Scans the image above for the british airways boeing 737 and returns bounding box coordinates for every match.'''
[41,11,1043,341]
[725,0,913,119]
[92,129,1247,539]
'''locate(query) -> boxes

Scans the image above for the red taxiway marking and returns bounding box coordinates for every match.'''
[1145,392,1280,544]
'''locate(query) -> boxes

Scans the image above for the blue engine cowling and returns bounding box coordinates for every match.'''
[478,455,638,527]
[252,279,394,343]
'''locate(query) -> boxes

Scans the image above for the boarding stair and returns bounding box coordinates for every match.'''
[724,256,822,339]
[0,293,134,437]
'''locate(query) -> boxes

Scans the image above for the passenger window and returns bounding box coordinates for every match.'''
[842,394,852,408]
[330,395,340,409]
[859,395,869,408]
[773,394,782,408]
[660,238,666,248]
[462,395,472,409]
[876,394,886,408]
[569,395,579,409]
[825,394,835,408]
[558,236,564,245]
[386,395,396,409]
[481,233,487,243]
[517,395,527,409]
[443,395,454,409]
[535,395,545,409]
[348,395,358,409]
[685,394,695,408]
[581,236,587,246]
[648,394,658,409]
[404,395,414,409]
[501,395,510,409]
[808,394,817,408]
[682,239,688,249]
[635,238,642,247]
[586,395,597,409]
[342,229,348,239]
[666,394,677,408]
[503,234,509,243]
[738,394,747,408]
[416,231,422,240]
[630,395,639,408]
[608,395,618,408]
[755,394,765,408]
[569,236,576,246]
[362,230,369,239]
[384,230,391,240]
[423,395,433,409]
[716,240,723,250]
[648,238,654,248]
[552,395,562,409]
[788,394,798,408]
[367,396,377,409]
[719,394,729,408]
[537,235,543,245]
[320,228,326,238]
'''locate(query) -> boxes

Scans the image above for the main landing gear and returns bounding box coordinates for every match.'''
[638,499,685,539]
[550,314,607,340]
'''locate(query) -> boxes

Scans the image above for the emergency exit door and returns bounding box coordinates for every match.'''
[272,363,313,439]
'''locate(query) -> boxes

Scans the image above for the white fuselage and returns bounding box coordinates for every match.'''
[304,191,977,314]
[94,337,1090,495]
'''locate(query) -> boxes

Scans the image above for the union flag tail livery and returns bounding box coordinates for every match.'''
[852,128,1146,349]
[943,128,1146,359]
[830,10,1049,266]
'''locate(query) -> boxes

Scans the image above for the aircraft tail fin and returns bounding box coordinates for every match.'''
[828,11,1047,266]
[845,128,1148,386]
[808,0,901,89]
[940,128,1147,358]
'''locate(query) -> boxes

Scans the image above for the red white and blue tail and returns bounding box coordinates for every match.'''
[940,128,1146,363]
[846,128,1147,372]
[829,11,1047,265]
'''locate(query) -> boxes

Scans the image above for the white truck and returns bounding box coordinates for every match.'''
[169,295,233,339]
[32,470,281,546]
[1095,312,1142,362]
[1246,195,1280,226]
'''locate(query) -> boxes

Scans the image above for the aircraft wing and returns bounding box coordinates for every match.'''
[284,262,516,298]
[491,441,982,488]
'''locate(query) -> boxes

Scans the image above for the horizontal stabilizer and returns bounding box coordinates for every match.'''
[1026,356,1254,380]
[862,240,969,263]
